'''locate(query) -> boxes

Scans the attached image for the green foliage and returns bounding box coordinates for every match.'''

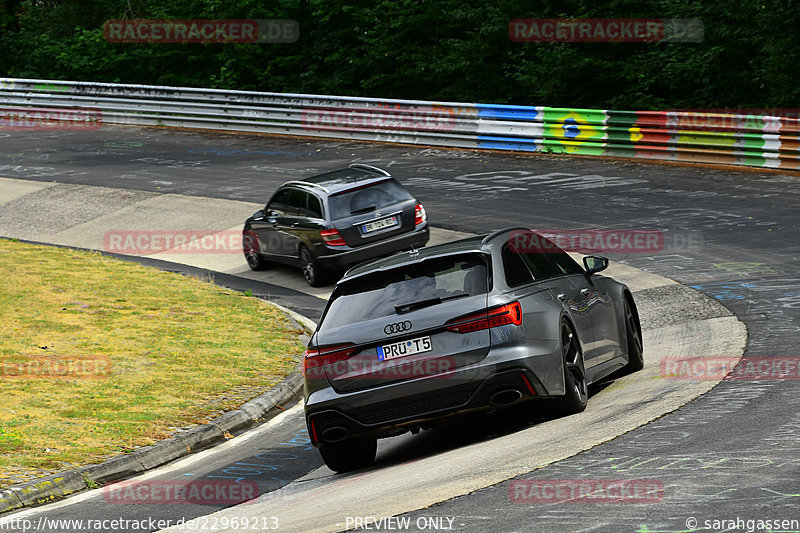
[1,0,798,109]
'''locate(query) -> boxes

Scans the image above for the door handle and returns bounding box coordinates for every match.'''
[557,293,567,301]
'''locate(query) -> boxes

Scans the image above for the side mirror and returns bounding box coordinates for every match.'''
[583,256,609,276]
[251,209,265,220]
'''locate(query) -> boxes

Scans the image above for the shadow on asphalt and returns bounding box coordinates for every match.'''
[371,381,611,469]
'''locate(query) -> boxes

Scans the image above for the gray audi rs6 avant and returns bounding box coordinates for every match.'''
[303,227,644,472]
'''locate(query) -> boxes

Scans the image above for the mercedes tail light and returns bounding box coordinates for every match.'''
[320,228,346,246]
[414,204,427,226]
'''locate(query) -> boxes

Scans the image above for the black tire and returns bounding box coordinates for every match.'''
[621,298,644,374]
[319,437,377,473]
[553,319,588,415]
[242,232,268,271]
[300,246,328,287]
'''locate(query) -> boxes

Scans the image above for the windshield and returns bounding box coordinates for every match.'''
[319,253,490,332]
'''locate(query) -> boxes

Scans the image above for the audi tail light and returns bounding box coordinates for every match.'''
[414,204,426,226]
[445,301,522,333]
[303,344,356,376]
[320,228,346,246]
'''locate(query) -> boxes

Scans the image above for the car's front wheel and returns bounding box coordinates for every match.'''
[300,246,328,287]
[319,437,377,473]
[242,232,268,271]
[553,319,588,415]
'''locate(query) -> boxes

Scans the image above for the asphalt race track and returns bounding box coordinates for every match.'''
[0,126,798,533]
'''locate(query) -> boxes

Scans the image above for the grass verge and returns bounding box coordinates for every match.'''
[0,238,306,487]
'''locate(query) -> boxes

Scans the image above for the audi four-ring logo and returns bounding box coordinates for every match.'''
[384,321,412,335]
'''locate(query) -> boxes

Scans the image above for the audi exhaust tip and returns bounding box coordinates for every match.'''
[489,388,525,407]
[321,426,351,443]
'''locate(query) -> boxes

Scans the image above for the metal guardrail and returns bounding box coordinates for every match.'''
[1,78,799,171]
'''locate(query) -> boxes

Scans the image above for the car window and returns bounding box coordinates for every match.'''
[307,193,323,219]
[546,248,585,275]
[502,243,535,287]
[285,189,306,216]
[509,231,564,280]
[526,233,585,275]
[328,179,413,219]
[319,253,490,331]
[267,189,292,216]
[518,248,562,280]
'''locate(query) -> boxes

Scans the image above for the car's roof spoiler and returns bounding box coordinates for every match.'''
[348,163,391,176]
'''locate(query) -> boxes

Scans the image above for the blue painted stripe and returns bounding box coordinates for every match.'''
[476,103,540,121]
[477,135,538,151]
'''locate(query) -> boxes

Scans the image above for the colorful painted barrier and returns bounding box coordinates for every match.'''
[1,78,798,170]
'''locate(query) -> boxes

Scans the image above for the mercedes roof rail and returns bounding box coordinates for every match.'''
[282,180,331,193]
[348,163,392,177]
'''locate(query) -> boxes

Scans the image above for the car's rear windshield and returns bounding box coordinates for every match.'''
[327,179,414,219]
[319,253,491,331]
